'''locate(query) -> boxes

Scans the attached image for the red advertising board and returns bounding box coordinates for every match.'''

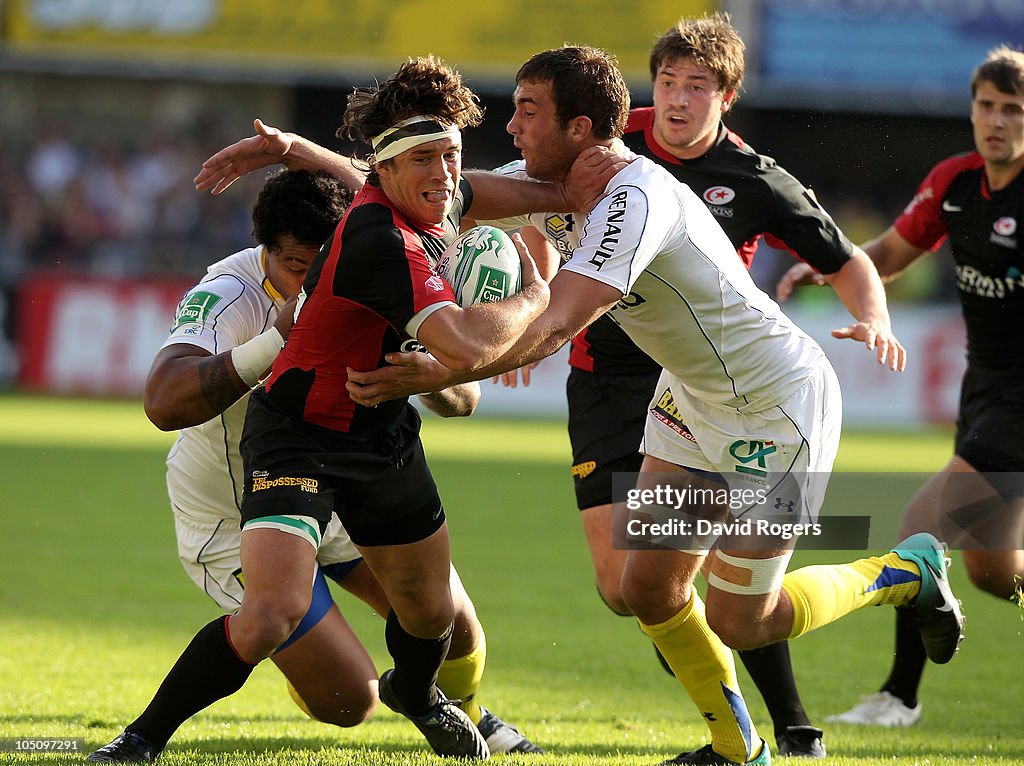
[17,275,193,396]
[14,275,967,426]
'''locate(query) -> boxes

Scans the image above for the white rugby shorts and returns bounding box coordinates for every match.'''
[640,359,841,527]
[173,507,360,613]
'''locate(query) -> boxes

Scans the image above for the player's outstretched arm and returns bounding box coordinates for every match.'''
[464,145,626,221]
[823,251,907,372]
[859,226,928,282]
[343,234,551,408]
[775,262,826,302]
[194,118,366,195]
[418,381,482,417]
[490,226,559,388]
[347,269,619,407]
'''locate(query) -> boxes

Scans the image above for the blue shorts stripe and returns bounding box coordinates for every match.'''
[275,567,334,652]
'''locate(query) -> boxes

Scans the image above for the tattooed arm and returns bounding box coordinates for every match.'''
[143,298,295,432]
[143,344,252,431]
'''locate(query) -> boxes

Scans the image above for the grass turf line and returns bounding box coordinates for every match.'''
[0,395,1020,764]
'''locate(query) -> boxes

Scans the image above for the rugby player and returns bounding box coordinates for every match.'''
[345,45,964,766]
[780,44,1024,729]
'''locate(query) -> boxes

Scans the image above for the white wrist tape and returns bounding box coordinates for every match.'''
[230,327,284,388]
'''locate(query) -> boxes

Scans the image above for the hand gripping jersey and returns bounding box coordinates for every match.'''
[894,151,1024,369]
[265,182,469,433]
[559,156,825,412]
[570,110,856,375]
[163,247,284,520]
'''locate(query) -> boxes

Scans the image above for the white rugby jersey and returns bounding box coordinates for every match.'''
[482,160,584,265]
[487,157,826,412]
[162,247,283,521]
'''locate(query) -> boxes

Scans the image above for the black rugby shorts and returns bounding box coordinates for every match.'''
[240,391,444,547]
[954,364,1024,498]
[566,367,661,510]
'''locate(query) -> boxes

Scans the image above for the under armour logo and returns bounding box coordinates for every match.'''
[703,712,717,721]
[774,497,796,513]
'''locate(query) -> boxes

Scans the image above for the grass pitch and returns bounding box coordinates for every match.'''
[0,394,1021,765]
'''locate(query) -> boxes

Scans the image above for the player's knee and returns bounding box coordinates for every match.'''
[620,571,673,622]
[595,576,631,616]
[312,689,378,727]
[393,597,455,638]
[288,677,377,727]
[449,610,484,659]
[706,610,765,651]
[238,594,309,656]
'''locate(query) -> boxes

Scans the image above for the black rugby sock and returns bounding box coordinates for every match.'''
[385,609,452,716]
[738,641,812,733]
[880,608,927,708]
[127,616,256,749]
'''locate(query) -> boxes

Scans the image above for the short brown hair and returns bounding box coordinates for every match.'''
[515,46,630,140]
[649,12,745,98]
[971,45,1024,97]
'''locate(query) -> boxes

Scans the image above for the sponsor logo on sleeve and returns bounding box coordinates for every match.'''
[904,186,934,216]
[426,274,446,292]
[587,190,629,271]
[400,338,427,353]
[173,291,222,329]
[545,213,576,260]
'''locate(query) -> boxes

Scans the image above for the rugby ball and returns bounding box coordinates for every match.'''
[436,226,521,307]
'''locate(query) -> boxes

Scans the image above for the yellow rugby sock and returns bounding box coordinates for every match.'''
[437,633,486,724]
[782,552,922,638]
[640,593,758,764]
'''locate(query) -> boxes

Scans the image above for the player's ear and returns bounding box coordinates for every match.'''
[721,90,737,113]
[567,115,594,142]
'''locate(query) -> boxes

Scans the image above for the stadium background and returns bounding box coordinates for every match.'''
[2,4,1024,764]
[0,0,1021,424]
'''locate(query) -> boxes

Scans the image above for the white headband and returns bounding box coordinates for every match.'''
[371,116,461,163]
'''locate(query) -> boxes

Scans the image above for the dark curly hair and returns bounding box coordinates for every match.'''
[515,46,629,140]
[251,169,351,249]
[339,56,484,183]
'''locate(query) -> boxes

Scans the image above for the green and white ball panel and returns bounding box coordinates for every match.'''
[437,226,521,307]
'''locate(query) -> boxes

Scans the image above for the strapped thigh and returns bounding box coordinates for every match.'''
[708,550,793,595]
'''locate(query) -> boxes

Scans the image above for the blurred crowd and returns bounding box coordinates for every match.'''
[0,127,268,288]
[0,126,955,305]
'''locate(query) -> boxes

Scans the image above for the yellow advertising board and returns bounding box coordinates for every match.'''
[5,0,714,86]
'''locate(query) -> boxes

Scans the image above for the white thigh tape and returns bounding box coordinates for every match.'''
[708,550,793,595]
